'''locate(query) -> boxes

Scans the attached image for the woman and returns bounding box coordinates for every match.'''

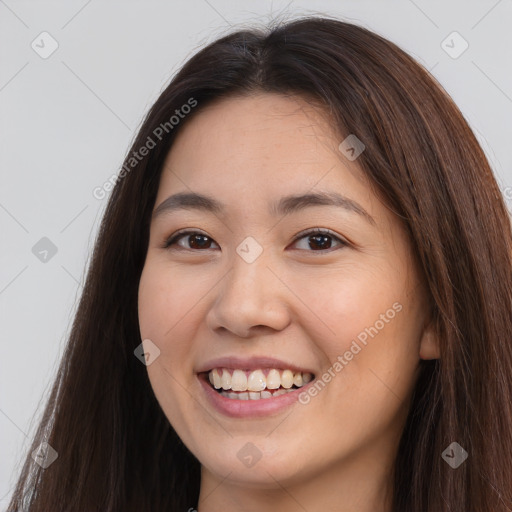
[8,15,512,512]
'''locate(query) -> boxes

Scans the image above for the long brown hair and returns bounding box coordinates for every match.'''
[8,16,512,512]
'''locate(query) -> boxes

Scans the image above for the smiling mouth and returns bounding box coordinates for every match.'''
[202,368,315,400]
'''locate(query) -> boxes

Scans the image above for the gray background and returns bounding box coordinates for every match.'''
[1,0,511,507]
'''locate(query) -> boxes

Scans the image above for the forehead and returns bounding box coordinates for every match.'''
[158,93,371,206]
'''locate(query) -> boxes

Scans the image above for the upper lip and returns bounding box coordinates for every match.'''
[196,356,315,375]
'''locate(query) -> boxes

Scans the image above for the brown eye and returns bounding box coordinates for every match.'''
[291,229,348,252]
[164,231,219,251]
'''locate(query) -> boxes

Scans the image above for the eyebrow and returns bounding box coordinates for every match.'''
[152,191,376,226]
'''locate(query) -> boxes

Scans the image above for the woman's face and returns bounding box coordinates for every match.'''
[138,93,436,496]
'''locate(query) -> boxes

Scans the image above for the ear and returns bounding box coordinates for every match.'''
[419,315,440,360]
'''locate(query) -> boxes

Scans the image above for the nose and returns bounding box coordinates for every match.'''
[205,250,291,338]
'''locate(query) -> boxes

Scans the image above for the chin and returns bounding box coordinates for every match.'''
[198,442,318,488]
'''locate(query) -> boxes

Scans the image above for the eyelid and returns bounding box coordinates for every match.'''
[290,228,349,252]
[293,227,343,242]
[163,228,217,250]
[163,227,349,251]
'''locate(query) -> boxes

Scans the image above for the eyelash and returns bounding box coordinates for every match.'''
[162,228,348,253]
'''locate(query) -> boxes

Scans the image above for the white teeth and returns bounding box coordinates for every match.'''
[247,369,266,391]
[211,369,222,389]
[281,369,294,389]
[207,367,315,395]
[221,369,231,390]
[231,369,247,391]
[266,369,281,389]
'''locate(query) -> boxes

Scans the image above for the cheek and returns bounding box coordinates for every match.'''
[137,263,199,399]
[294,267,418,403]
[290,263,406,348]
[137,264,204,437]
[138,261,202,341]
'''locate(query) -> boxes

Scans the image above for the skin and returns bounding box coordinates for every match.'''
[137,93,440,512]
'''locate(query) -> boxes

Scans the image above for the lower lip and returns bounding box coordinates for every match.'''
[198,373,315,418]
